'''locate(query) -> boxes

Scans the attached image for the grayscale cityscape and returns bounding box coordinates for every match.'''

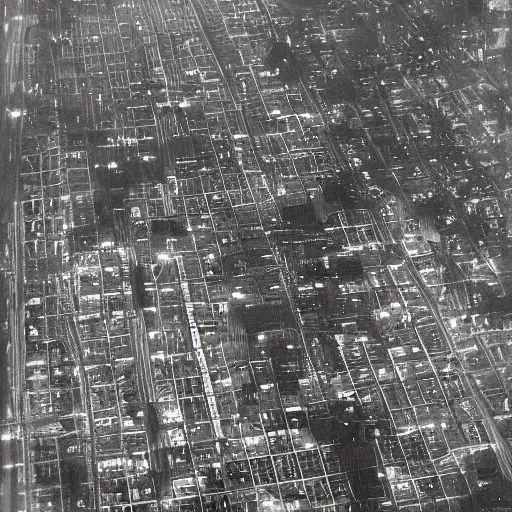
[2,0,512,511]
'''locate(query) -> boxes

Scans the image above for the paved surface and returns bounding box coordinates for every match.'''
[0,1,27,512]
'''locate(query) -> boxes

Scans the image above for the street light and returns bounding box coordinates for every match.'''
[6,108,22,118]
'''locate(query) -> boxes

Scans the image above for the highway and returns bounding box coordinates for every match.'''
[126,245,157,405]
[0,3,33,512]
[65,317,101,512]
[401,241,512,480]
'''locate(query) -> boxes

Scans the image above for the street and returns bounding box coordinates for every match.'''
[0,2,29,512]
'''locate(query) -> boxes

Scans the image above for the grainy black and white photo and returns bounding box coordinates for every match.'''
[1,0,512,510]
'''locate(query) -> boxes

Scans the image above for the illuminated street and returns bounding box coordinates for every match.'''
[4,0,512,511]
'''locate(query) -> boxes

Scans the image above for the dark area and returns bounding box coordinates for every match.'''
[150,216,188,236]
[132,264,150,309]
[264,40,302,84]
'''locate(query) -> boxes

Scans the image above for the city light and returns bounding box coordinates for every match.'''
[8,0,512,509]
